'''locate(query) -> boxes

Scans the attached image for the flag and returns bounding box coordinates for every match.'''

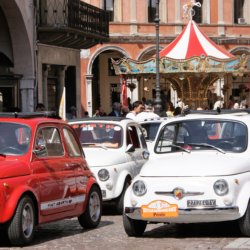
[59,87,66,120]
[120,75,128,107]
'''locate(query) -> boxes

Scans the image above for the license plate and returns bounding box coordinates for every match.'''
[187,199,216,207]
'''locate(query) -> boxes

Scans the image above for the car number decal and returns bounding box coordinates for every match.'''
[141,200,178,218]
[40,195,86,210]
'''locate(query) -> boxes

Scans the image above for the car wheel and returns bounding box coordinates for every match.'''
[123,213,147,237]
[78,185,102,229]
[7,196,35,246]
[115,180,130,214]
[239,201,250,236]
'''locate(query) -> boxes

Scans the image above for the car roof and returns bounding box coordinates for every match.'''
[0,112,66,127]
[139,117,169,124]
[159,109,250,126]
[68,117,139,126]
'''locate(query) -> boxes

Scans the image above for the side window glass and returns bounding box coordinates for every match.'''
[35,127,64,157]
[63,128,82,157]
[139,127,147,149]
[127,126,140,148]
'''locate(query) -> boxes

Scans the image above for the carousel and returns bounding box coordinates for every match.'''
[112,1,250,110]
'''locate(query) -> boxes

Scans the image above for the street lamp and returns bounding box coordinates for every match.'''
[154,0,162,115]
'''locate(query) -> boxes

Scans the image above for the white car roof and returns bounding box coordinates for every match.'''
[68,117,140,127]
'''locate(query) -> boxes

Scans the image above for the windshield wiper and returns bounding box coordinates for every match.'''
[187,143,225,154]
[168,144,191,153]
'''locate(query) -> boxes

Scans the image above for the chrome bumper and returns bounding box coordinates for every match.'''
[125,206,239,221]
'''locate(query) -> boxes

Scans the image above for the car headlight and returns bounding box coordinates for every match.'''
[132,180,147,196]
[98,169,110,181]
[213,179,228,196]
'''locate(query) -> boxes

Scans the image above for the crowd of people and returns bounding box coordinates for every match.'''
[35,94,249,120]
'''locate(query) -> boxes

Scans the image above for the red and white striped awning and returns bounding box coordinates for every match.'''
[160,20,233,59]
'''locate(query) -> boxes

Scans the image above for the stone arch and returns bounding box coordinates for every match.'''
[87,45,130,75]
[0,1,33,76]
[0,0,34,112]
[137,45,164,61]
[229,46,250,55]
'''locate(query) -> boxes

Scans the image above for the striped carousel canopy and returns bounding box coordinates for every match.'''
[159,20,234,59]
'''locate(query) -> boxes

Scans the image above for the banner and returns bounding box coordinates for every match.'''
[120,75,128,107]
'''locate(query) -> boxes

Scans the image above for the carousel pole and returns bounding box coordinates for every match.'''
[154,0,162,115]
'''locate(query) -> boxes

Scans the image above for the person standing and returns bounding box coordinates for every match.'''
[136,100,159,121]
[108,102,122,117]
[126,100,144,120]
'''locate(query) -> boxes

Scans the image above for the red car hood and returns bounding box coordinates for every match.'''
[0,158,30,179]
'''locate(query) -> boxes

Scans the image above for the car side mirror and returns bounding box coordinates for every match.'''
[126,144,135,153]
[33,145,47,156]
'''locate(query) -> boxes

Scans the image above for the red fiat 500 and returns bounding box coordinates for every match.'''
[0,112,102,246]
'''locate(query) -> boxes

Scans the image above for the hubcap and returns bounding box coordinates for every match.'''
[89,191,101,222]
[22,203,34,238]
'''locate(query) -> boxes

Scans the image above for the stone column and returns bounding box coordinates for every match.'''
[20,77,35,112]
[58,66,68,106]
[42,64,50,110]
[114,0,122,22]
[130,0,137,35]
[86,74,93,117]
[160,0,167,23]
[175,0,182,34]
[203,0,210,24]
[244,0,250,24]
[218,0,225,35]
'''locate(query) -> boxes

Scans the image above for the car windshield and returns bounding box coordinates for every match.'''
[72,122,123,149]
[0,122,31,156]
[140,122,161,141]
[155,119,247,154]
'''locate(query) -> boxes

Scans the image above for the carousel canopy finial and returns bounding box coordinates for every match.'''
[183,0,201,20]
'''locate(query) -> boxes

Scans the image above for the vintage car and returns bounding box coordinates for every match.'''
[0,112,102,246]
[123,110,250,237]
[68,117,149,213]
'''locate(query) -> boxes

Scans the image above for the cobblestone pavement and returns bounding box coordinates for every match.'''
[0,208,249,250]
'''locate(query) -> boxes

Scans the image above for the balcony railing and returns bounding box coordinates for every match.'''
[37,0,109,49]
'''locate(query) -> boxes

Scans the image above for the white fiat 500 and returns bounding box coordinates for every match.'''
[69,117,149,213]
[123,110,250,236]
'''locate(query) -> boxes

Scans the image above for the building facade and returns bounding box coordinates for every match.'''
[0,0,109,114]
[81,0,250,115]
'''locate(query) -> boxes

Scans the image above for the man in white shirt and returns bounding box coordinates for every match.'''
[126,100,144,120]
[136,100,160,121]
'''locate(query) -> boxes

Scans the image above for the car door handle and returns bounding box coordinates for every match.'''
[64,163,79,170]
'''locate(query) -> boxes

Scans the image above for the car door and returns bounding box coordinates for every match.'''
[62,126,89,213]
[126,124,148,176]
[32,125,76,216]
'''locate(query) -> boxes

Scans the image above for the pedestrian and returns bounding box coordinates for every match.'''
[126,100,144,120]
[36,103,45,111]
[136,100,159,121]
[66,106,77,120]
[227,95,235,109]
[109,102,122,117]
[213,96,224,110]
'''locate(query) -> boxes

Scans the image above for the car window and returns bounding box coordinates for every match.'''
[63,127,82,157]
[127,126,140,148]
[34,127,64,157]
[155,119,247,153]
[140,122,161,141]
[0,122,31,155]
[72,123,123,149]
